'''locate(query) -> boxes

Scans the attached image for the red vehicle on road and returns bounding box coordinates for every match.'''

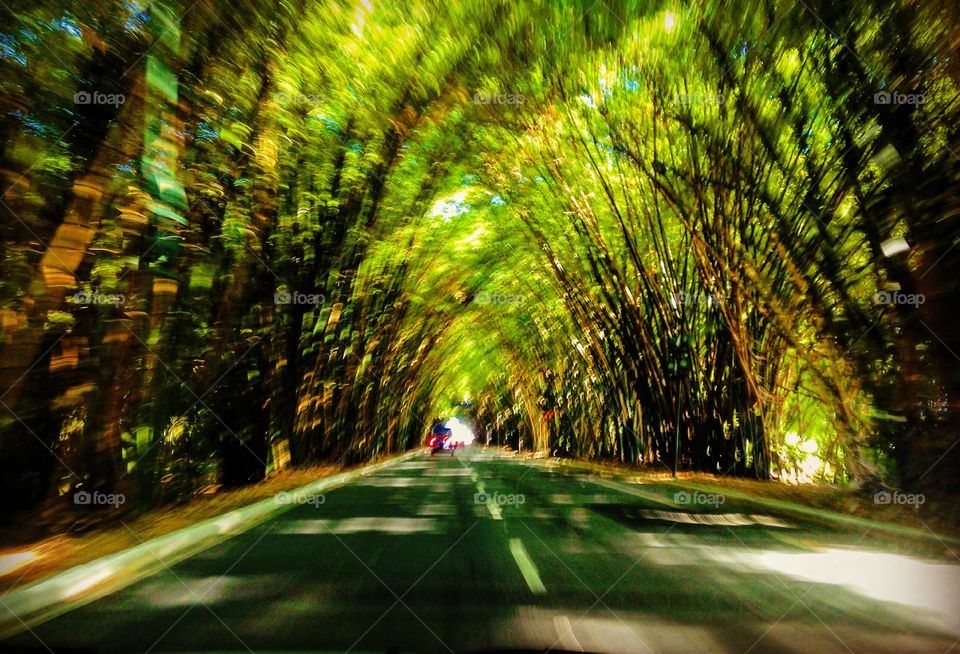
[428,421,456,455]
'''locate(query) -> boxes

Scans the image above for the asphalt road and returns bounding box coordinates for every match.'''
[3,449,958,654]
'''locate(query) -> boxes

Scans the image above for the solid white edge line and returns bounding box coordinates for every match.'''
[0,450,420,638]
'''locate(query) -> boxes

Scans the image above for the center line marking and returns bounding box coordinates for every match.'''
[476,482,502,520]
[509,538,547,595]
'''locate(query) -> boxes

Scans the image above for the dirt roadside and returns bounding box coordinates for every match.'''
[0,462,346,594]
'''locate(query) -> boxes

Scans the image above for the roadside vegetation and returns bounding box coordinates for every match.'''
[1,0,958,525]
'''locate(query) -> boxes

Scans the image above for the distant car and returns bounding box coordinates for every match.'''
[429,427,456,455]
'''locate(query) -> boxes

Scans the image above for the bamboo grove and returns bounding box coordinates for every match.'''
[1,0,958,518]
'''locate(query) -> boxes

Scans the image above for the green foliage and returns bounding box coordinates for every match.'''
[0,0,958,518]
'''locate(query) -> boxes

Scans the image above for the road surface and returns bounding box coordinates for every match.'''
[2,450,958,653]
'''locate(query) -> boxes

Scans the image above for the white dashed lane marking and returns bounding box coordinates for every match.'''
[509,538,547,595]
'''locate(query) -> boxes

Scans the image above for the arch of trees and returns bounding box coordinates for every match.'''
[1,0,958,518]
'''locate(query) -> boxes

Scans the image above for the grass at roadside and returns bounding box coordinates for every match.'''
[524,452,960,555]
[0,462,346,594]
